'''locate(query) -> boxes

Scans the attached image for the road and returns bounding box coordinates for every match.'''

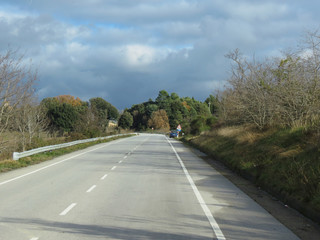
[0,134,299,240]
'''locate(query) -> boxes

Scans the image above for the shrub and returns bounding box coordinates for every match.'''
[191,116,210,135]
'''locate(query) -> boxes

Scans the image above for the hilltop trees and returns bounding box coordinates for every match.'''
[125,90,211,133]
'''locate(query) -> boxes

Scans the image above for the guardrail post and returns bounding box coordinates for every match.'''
[13,152,19,161]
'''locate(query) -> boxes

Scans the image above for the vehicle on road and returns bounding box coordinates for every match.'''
[169,130,179,138]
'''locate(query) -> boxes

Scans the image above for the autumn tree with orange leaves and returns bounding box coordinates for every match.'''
[55,95,82,106]
[148,109,170,130]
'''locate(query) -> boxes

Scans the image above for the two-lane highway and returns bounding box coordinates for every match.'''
[0,134,299,239]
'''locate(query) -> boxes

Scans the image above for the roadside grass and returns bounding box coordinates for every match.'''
[0,135,132,173]
[183,125,320,215]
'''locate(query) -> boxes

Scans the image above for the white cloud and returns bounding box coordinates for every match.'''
[122,44,173,67]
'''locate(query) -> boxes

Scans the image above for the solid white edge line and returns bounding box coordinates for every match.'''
[101,174,108,180]
[167,138,226,240]
[86,185,97,193]
[60,203,77,216]
[0,138,127,186]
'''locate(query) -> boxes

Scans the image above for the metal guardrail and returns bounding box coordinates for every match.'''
[13,133,137,160]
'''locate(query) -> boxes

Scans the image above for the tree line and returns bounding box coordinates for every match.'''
[5,31,319,159]
[0,47,217,160]
[0,49,121,158]
[118,90,218,135]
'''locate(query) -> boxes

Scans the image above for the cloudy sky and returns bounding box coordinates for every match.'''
[0,0,319,109]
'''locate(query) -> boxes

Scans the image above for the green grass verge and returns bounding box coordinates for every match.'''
[0,135,133,173]
[183,125,320,215]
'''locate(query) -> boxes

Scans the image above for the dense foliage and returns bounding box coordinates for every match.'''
[41,95,119,137]
[118,111,133,129]
[124,90,215,133]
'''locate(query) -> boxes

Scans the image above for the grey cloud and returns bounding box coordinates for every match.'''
[1,0,320,109]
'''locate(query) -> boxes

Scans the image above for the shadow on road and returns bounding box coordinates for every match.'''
[1,217,213,240]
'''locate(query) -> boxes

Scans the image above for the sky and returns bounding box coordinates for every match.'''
[0,0,319,109]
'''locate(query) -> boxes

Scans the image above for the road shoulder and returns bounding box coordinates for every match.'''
[187,145,320,240]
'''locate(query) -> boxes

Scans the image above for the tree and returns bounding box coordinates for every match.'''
[222,33,320,130]
[190,116,209,135]
[145,103,158,118]
[170,92,179,100]
[222,49,276,128]
[0,49,36,139]
[118,112,133,129]
[127,90,212,132]
[89,98,109,132]
[156,90,172,117]
[156,90,170,103]
[14,103,49,151]
[128,103,148,130]
[107,104,119,120]
[55,95,82,106]
[89,97,119,132]
[148,109,170,131]
[42,97,79,133]
[205,94,219,115]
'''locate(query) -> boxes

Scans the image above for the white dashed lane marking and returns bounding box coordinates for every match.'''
[86,185,97,193]
[60,203,77,216]
[101,174,108,180]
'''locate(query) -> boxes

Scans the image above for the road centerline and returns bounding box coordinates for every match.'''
[86,185,97,193]
[60,203,77,216]
[101,174,108,180]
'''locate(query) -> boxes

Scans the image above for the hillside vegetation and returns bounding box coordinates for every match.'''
[120,89,215,133]
[185,125,320,221]
[182,31,320,223]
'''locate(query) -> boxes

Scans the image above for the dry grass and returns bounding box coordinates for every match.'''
[279,146,303,158]
[216,125,264,144]
[185,124,320,217]
[217,125,243,137]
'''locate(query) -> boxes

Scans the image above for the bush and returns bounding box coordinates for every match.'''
[191,116,210,135]
[206,116,218,128]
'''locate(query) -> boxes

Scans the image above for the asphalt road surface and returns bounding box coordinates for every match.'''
[0,134,299,240]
